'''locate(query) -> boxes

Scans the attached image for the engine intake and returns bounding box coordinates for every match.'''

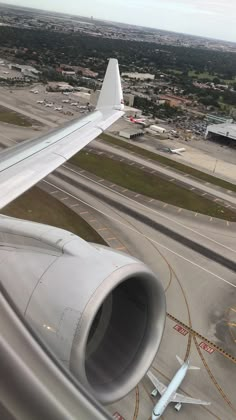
[0,217,166,404]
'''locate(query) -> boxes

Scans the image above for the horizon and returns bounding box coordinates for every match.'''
[0,1,236,44]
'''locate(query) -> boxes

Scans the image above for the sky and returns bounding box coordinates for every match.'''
[2,0,236,42]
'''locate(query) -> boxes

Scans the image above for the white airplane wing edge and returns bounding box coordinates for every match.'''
[147,371,167,395]
[0,58,124,210]
[171,392,211,405]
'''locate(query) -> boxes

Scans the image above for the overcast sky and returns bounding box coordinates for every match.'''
[2,0,236,42]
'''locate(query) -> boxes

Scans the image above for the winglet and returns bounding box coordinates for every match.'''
[96,58,124,112]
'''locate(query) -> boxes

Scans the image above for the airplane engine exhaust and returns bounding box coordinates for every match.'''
[0,218,166,405]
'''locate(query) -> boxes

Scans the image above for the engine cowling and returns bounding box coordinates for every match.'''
[0,216,166,404]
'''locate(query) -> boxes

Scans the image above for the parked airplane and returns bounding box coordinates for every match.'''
[0,59,166,417]
[62,99,70,103]
[37,100,44,104]
[129,116,146,124]
[45,103,53,107]
[148,356,210,419]
[163,147,186,155]
[54,107,63,111]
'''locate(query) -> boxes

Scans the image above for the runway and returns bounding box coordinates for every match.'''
[40,164,236,420]
[90,140,236,207]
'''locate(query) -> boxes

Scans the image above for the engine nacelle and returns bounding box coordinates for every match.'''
[175,403,182,412]
[0,216,166,404]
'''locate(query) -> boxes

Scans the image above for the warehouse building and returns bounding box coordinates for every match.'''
[119,129,144,140]
[205,123,236,146]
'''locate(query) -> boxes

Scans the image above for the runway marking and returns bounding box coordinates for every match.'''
[79,211,88,215]
[199,342,215,354]
[98,179,104,182]
[195,213,198,217]
[149,199,154,203]
[89,219,96,222]
[60,197,68,201]
[70,204,79,208]
[50,190,59,194]
[210,217,213,222]
[190,187,195,190]
[116,246,126,251]
[122,189,127,192]
[178,208,182,213]
[44,179,236,290]
[167,313,236,363]
[173,324,188,336]
[227,221,230,227]
[106,237,116,240]
[98,227,108,232]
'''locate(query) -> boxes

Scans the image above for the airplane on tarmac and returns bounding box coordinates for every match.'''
[1,58,166,419]
[163,147,186,155]
[147,356,210,419]
[129,116,146,124]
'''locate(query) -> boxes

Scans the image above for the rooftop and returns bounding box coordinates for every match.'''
[206,123,236,141]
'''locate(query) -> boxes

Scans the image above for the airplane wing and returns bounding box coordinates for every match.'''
[0,58,124,210]
[147,371,167,395]
[171,392,211,405]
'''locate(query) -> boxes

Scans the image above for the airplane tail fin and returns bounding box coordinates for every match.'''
[96,58,124,112]
[176,355,200,370]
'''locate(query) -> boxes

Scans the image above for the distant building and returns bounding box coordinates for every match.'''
[206,123,236,144]
[124,93,135,107]
[8,64,40,79]
[61,71,76,76]
[119,129,144,140]
[122,72,155,81]
[206,114,233,124]
[158,94,191,107]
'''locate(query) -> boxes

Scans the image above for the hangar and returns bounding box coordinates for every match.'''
[205,123,236,146]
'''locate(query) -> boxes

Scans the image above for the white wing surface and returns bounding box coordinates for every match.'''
[171,392,211,405]
[0,58,124,210]
[147,371,167,395]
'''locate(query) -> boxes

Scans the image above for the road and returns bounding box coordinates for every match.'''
[40,164,236,420]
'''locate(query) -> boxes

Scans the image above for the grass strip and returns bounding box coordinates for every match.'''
[71,151,236,222]
[0,105,35,127]
[100,133,236,193]
[2,186,106,245]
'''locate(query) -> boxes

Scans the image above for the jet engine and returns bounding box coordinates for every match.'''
[175,403,182,412]
[0,216,166,404]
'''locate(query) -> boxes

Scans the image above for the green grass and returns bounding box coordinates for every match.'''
[188,71,216,81]
[70,151,236,222]
[0,105,35,127]
[2,187,106,245]
[100,133,236,193]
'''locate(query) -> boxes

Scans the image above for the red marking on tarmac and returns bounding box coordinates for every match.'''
[199,342,215,354]
[174,324,189,336]
[113,412,125,420]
